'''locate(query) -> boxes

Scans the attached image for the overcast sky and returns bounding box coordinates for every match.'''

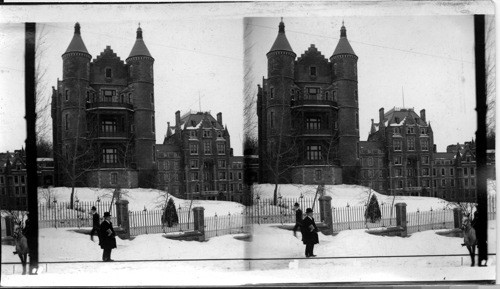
[0,19,244,155]
[244,16,478,152]
[0,9,490,156]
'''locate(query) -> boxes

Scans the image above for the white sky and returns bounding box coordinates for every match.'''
[245,16,478,152]
[0,19,245,155]
[0,4,493,156]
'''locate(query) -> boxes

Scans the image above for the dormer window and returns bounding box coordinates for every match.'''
[420,128,427,135]
[105,68,112,78]
[203,130,211,138]
[407,126,415,134]
[217,131,223,138]
[395,117,400,123]
[310,66,317,77]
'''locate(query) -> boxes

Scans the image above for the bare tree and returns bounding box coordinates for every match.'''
[485,16,495,141]
[35,24,52,153]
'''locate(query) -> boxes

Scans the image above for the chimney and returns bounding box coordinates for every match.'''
[217,112,223,125]
[433,144,437,153]
[420,109,426,123]
[379,108,385,128]
[175,111,181,128]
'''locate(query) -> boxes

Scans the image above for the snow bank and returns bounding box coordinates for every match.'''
[253,184,450,212]
[37,187,244,216]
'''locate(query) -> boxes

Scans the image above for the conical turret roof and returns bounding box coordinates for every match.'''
[332,23,356,57]
[128,26,152,59]
[64,23,89,54]
[268,19,294,54]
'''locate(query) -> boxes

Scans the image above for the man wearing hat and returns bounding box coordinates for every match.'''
[292,203,303,237]
[90,206,100,241]
[99,212,116,262]
[301,208,319,257]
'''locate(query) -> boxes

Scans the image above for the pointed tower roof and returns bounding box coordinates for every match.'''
[268,18,294,54]
[64,22,90,55]
[128,25,152,59]
[332,22,356,57]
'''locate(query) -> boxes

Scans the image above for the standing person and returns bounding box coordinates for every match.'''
[292,203,303,237]
[99,212,116,262]
[301,208,319,258]
[461,216,477,266]
[90,206,100,241]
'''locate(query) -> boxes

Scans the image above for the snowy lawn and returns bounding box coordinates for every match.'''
[1,220,496,285]
[253,184,454,212]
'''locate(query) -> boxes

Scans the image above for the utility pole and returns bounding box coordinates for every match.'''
[25,22,39,274]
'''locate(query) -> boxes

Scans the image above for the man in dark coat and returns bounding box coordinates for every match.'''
[90,206,100,241]
[301,208,319,257]
[292,203,303,237]
[99,212,116,262]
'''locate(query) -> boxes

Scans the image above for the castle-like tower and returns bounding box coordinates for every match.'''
[52,23,156,188]
[258,20,360,185]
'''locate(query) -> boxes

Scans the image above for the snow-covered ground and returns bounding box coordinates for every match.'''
[0,181,495,285]
[253,183,453,212]
[1,220,496,285]
[39,187,245,216]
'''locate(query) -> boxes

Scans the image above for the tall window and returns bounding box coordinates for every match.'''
[450,168,454,176]
[192,172,199,181]
[102,148,118,164]
[152,116,155,133]
[408,138,415,151]
[354,90,358,101]
[310,66,317,77]
[306,117,321,130]
[65,90,69,101]
[315,169,322,181]
[190,143,198,155]
[356,112,359,129]
[464,167,468,175]
[203,130,211,138]
[110,173,118,185]
[105,68,112,78]
[368,157,373,166]
[270,87,274,99]
[420,139,429,151]
[204,142,212,154]
[102,89,116,102]
[422,168,430,176]
[306,145,322,160]
[471,167,475,176]
[101,120,117,133]
[150,93,154,104]
[307,87,320,99]
[270,111,275,129]
[218,160,226,168]
[394,156,402,165]
[394,139,402,151]
[217,143,225,154]
[219,171,227,180]
[65,114,69,130]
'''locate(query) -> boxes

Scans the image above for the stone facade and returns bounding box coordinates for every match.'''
[52,23,155,188]
[159,111,244,201]
[258,20,360,185]
[361,106,479,202]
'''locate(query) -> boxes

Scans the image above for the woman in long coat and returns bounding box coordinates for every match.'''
[99,212,116,262]
[301,208,319,257]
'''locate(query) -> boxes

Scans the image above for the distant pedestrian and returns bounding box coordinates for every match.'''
[461,216,477,266]
[90,206,100,242]
[292,203,303,237]
[301,208,319,258]
[99,212,116,262]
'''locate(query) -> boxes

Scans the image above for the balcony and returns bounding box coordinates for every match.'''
[293,128,334,137]
[86,101,133,110]
[291,99,337,108]
[88,131,131,139]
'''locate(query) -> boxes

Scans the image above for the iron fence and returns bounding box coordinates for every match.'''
[406,208,455,234]
[129,208,193,236]
[245,197,321,225]
[37,201,117,229]
[204,212,247,239]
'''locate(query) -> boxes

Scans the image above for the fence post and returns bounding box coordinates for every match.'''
[116,200,130,239]
[318,196,333,235]
[453,207,463,229]
[193,207,205,241]
[395,203,407,237]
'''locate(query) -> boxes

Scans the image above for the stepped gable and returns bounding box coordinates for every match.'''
[93,46,125,66]
[297,44,327,61]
